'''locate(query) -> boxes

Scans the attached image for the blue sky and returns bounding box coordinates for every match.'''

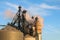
[0,0,60,40]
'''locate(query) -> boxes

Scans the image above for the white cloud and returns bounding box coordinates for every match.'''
[27,6,51,16]
[6,2,18,10]
[5,2,51,17]
[44,0,60,2]
[48,25,60,33]
[5,2,60,17]
[39,3,60,9]
[5,2,27,11]
[43,25,60,34]
[26,3,60,17]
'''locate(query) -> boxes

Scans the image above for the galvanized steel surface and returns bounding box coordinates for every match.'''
[0,30,23,40]
[0,25,23,40]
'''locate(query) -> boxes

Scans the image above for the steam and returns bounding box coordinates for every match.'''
[4,9,15,19]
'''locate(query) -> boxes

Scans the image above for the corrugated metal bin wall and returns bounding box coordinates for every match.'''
[0,30,23,40]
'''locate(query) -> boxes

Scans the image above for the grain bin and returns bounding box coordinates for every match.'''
[24,34,35,40]
[0,25,23,40]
